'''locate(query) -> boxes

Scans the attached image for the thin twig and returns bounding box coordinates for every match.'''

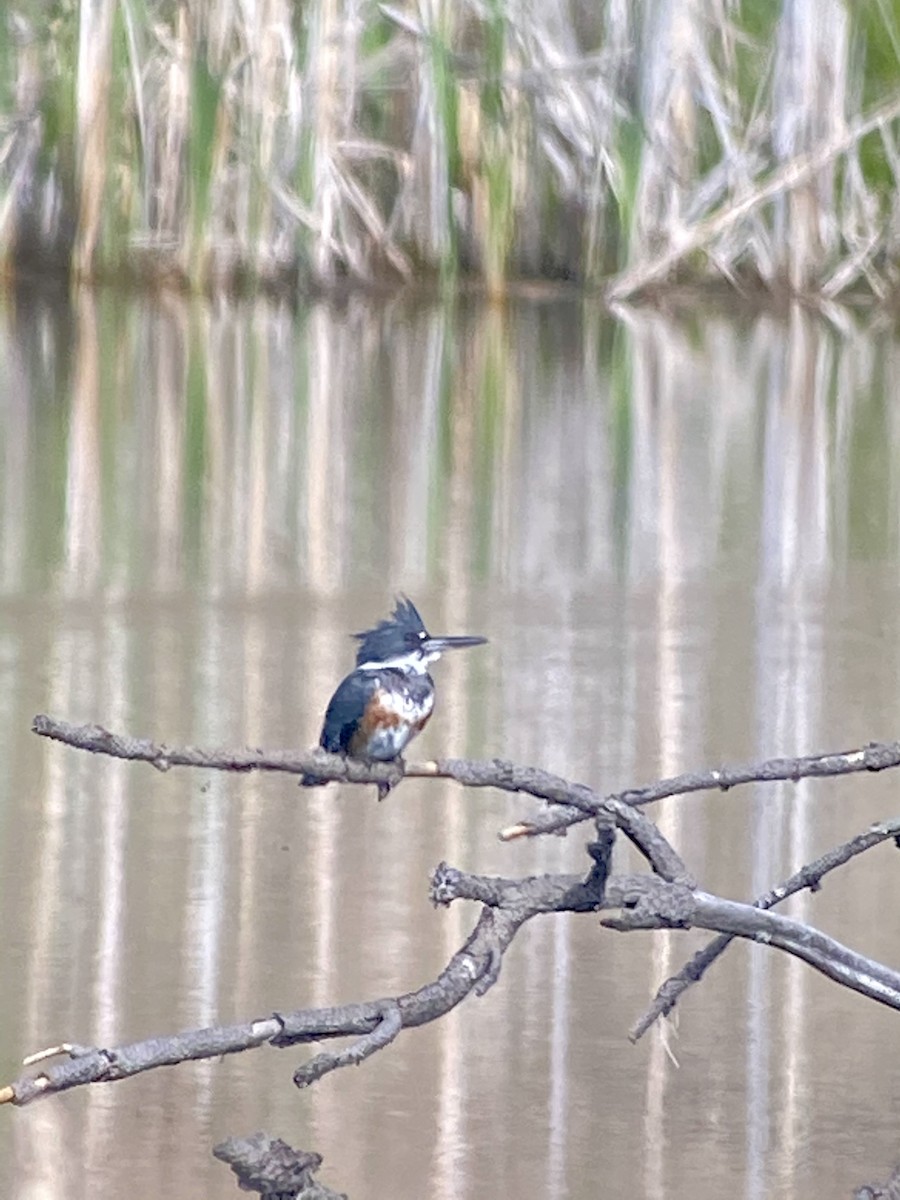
[293,1001,403,1088]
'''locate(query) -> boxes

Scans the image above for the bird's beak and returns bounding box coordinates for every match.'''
[422,634,488,656]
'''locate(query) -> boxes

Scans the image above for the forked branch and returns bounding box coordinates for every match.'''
[5,714,899,1120]
[630,816,900,1040]
[4,818,900,1109]
[0,834,613,1108]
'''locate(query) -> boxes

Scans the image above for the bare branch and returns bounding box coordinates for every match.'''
[603,875,900,1012]
[1,850,597,1107]
[43,715,897,879]
[31,712,402,786]
[2,1019,283,1106]
[30,715,691,880]
[35,714,900,896]
[17,713,900,1123]
[501,740,900,839]
[630,816,900,1041]
[3,809,900,1114]
[618,744,900,806]
[0,924,499,1105]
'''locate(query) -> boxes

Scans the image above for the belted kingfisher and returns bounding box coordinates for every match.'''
[307,596,486,798]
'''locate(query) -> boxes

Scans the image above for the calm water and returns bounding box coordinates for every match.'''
[1,290,900,1200]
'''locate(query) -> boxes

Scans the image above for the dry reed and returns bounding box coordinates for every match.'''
[2,0,900,300]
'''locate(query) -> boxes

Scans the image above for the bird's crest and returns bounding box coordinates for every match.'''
[353,595,427,666]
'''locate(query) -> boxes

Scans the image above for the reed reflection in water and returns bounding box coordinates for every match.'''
[1,292,900,1199]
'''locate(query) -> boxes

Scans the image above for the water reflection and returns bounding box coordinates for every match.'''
[2,291,900,1199]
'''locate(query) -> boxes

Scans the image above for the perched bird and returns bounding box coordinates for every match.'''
[307,596,486,798]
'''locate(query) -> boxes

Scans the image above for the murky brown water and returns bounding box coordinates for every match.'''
[2,290,900,1199]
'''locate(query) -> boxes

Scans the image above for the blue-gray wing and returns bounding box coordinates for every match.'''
[319,672,375,752]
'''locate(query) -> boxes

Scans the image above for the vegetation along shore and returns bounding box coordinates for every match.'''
[2,1,899,302]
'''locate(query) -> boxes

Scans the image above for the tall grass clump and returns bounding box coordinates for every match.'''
[3,1,900,300]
